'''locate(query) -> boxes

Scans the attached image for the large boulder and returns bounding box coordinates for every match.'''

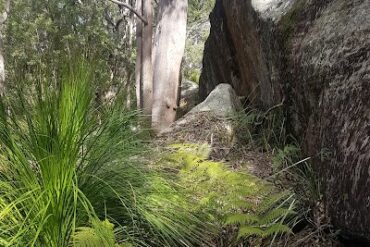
[200,0,370,242]
[286,1,370,241]
[160,83,242,160]
[188,83,242,116]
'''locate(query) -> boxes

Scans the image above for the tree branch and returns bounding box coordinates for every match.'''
[107,0,148,25]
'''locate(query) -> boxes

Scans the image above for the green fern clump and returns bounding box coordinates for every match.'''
[162,144,296,245]
[225,191,296,241]
[73,219,132,247]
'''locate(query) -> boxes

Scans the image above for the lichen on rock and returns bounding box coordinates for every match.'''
[200,0,370,242]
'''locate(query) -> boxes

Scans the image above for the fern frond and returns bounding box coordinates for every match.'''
[257,191,290,213]
[225,213,259,225]
[259,208,295,225]
[262,223,292,237]
[237,226,265,239]
[73,219,118,247]
[224,199,255,210]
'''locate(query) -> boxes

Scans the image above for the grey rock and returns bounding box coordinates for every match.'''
[160,84,241,160]
[200,0,370,241]
[189,83,242,117]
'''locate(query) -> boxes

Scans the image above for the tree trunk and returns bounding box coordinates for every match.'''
[0,0,10,96]
[135,0,143,109]
[152,0,188,132]
[141,0,153,116]
[135,0,153,117]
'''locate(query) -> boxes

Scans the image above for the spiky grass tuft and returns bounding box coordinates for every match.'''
[0,57,212,247]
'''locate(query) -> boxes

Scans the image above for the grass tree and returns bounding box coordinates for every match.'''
[0,57,212,246]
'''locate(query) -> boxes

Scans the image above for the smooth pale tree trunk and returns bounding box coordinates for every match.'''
[141,0,153,116]
[135,0,153,117]
[152,0,188,132]
[0,0,10,96]
[135,0,143,109]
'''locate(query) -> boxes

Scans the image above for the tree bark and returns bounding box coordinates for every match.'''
[152,0,188,132]
[141,0,153,116]
[0,0,10,96]
[135,0,143,109]
[134,0,153,117]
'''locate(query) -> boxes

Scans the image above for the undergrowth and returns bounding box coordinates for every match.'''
[231,103,326,243]
[232,105,288,151]
[0,55,326,246]
[0,57,211,247]
[159,143,297,246]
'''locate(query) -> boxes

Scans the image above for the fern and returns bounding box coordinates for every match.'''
[237,226,265,238]
[263,223,292,237]
[73,219,132,247]
[226,191,295,243]
[257,191,291,213]
[163,143,296,245]
[225,214,259,225]
[259,207,295,225]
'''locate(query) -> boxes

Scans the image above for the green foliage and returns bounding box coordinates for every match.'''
[225,192,295,242]
[0,58,212,247]
[73,219,131,247]
[0,59,96,247]
[188,0,215,23]
[5,0,136,104]
[270,143,323,236]
[161,144,296,246]
[272,144,301,171]
[232,105,289,150]
[188,69,201,84]
[184,0,214,83]
[184,24,209,83]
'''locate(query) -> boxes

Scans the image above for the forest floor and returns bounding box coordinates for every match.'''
[156,110,342,247]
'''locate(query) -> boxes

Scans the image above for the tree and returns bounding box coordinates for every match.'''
[151,0,188,132]
[4,0,138,109]
[0,0,10,95]
[138,0,153,116]
[114,0,188,131]
[110,0,153,117]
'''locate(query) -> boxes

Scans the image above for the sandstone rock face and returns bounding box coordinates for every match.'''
[199,0,292,108]
[200,0,370,242]
[286,0,370,241]
[199,0,279,107]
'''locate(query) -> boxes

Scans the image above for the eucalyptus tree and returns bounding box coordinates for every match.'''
[0,0,10,95]
[152,0,188,131]
[6,0,191,131]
